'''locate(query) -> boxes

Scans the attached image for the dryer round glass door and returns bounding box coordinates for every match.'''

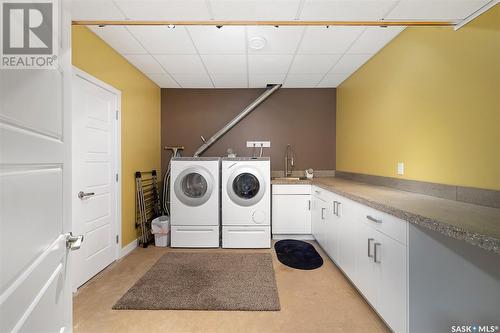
[227,167,265,207]
[174,166,214,206]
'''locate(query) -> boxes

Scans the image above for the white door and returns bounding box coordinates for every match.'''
[0,1,73,332]
[72,69,120,290]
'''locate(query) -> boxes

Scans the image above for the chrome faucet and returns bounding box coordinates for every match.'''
[284,144,294,177]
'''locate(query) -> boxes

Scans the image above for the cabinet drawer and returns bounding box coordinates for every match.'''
[273,184,311,195]
[222,226,271,248]
[364,208,407,245]
[171,226,219,248]
[311,186,334,202]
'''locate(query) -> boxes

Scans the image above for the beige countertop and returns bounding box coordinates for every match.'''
[272,177,500,254]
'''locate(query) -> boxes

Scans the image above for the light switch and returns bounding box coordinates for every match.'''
[397,162,404,175]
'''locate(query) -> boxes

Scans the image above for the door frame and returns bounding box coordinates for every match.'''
[71,67,122,289]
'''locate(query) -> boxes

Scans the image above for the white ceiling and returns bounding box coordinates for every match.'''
[72,0,493,88]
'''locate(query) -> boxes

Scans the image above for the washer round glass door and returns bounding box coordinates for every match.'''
[227,167,265,206]
[174,166,214,206]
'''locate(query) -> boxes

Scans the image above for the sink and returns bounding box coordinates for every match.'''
[272,177,309,181]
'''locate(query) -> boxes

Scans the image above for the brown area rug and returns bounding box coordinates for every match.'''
[113,252,280,311]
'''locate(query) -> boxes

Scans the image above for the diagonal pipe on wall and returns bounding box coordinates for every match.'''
[193,84,282,157]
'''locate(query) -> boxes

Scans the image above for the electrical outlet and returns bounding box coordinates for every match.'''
[246,141,271,148]
[397,162,404,175]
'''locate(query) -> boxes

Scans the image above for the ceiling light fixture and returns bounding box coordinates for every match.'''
[167,24,175,29]
[216,25,223,29]
[249,36,266,50]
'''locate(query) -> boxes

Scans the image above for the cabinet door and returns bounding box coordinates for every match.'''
[374,232,407,333]
[272,195,311,234]
[311,195,321,241]
[338,198,361,281]
[325,200,339,262]
[312,195,327,248]
[354,223,378,306]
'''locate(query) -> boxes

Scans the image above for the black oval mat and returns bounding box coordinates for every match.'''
[274,240,323,270]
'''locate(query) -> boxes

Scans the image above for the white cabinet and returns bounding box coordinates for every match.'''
[353,208,408,333]
[311,185,408,333]
[272,185,311,235]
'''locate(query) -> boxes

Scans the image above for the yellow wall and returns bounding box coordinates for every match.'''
[72,26,161,247]
[336,6,500,190]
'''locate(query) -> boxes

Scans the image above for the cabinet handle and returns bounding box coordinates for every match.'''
[332,201,337,215]
[321,207,326,220]
[308,200,311,211]
[366,215,383,223]
[367,238,374,258]
[336,202,341,216]
[315,190,321,194]
[374,242,382,263]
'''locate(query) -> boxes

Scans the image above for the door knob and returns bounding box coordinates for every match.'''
[66,232,84,251]
[78,191,95,199]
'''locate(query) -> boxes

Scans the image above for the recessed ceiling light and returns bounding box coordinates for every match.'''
[249,36,266,50]
[167,24,175,29]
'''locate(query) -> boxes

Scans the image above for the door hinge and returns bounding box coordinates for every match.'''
[116,173,119,182]
[115,110,119,120]
[116,235,119,244]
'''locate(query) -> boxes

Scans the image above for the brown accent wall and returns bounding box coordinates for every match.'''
[161,88,336,174]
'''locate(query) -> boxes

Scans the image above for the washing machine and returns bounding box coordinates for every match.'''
[221,157,271,248]
[170,157,220,247]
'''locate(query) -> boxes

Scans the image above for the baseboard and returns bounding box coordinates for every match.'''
[120,238,138,259]
[272,234,315,240]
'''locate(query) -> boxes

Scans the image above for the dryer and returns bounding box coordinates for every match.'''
[221,157,271,248]
[170,157,220,247]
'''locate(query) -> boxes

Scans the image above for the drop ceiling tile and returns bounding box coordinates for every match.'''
[330,54,373,74]
[248,55,294,74]
[127,26,197,55]
[317,73,351,87]
[89,26,147,54]
[124,54,165,74]
[298,26,365,54]
[289,54,342,74]
[71,0,126,20]
[201,55,247,74]
[385,0,490,20]
[247,26,304,55]
[147,73,180,88]
[348,26,404,54]
[210,0,301,20]
[211,74,248,88]
[284,74,324,88]
[113,0,211,20]
[300,0,398,20]
[154,55,206,74]
[187,26,246,55]
[249,73,286,88]
[171,74,214,88]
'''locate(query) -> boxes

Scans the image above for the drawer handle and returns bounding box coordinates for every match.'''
[367,238,374,258]
[374,242,382,263]
[366,215,383,223]
[177,229,213,232]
